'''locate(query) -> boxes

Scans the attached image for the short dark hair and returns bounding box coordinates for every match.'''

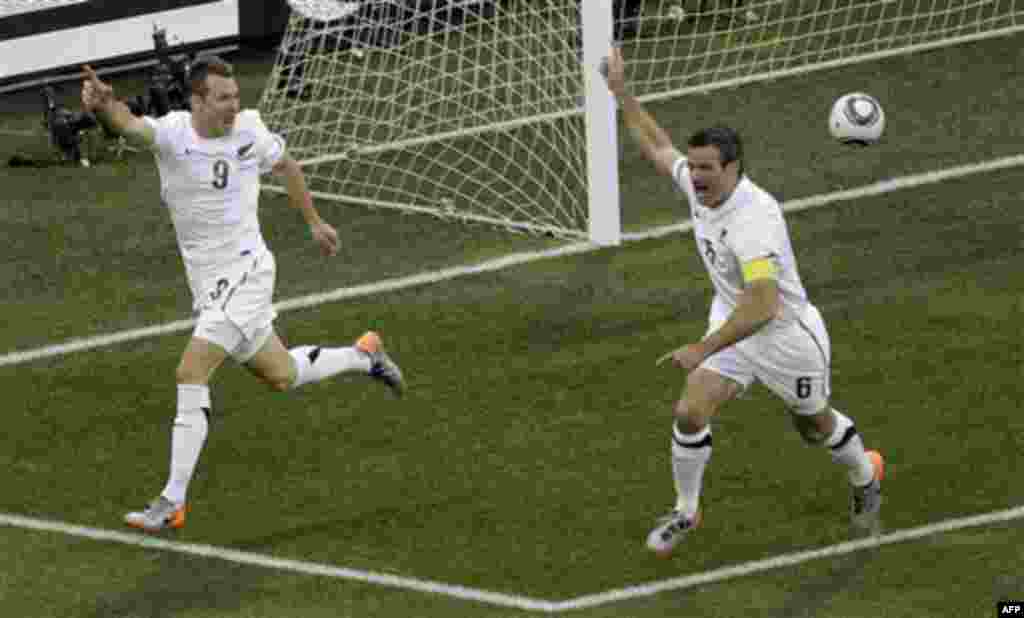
[188,55,234,99]
[687,126,744,176]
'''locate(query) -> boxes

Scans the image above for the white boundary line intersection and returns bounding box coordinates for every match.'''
[2,505,1023,612]
[2,158,1023,611]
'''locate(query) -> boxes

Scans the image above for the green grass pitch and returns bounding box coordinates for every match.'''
[0,30,1022,618]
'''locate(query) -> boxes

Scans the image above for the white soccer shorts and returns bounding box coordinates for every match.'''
[699,304,832,415]
[192,251,278,363]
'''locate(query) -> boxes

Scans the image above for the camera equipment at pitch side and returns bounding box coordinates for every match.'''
[39,84,110,166]
[31,25,194,166]
[125,25,196,118]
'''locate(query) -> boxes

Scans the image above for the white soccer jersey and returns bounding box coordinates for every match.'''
[671,156,811,332]
[143,110,286,308]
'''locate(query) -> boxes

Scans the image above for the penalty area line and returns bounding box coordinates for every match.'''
[2,153,1023,369]
[0,512,558,613]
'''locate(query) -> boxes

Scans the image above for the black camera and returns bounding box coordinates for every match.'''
[128,26,195,117]
[41,85,99,164]
[32,26,194,165]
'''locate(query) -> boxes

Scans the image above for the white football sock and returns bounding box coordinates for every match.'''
[825,408,875,486]
[671,422,712,518]
[288,345,371,389]
[161,384,210,506]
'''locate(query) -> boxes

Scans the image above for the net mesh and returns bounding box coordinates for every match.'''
[260,0,1024,237]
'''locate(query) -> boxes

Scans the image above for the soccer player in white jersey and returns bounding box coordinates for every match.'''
[601,48,884,557]
[81,57,405,532]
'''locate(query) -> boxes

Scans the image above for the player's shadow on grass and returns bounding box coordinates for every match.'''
[88,550,265,618]
[760,538,880,618]
[219,490,482,557]
[521,247,705,349]
[664,528,883,618]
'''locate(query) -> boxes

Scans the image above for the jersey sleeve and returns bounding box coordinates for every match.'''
[670,151,702,216]
[669,151,688,192]
[727,204,785,267]
[242,110,287,174]
[141,113,180,157]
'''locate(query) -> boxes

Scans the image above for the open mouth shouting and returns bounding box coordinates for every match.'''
[693,179,710,201]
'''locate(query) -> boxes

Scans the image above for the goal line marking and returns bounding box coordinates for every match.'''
[1,153,1022,371]
[2,504,1022,612]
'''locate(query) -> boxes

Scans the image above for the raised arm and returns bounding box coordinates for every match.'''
[81,65,155,149]
[601,47,680,178]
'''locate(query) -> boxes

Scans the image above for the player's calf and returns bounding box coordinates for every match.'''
[281,332,404,396]
[257,363,296,392]
[795,408,884,527]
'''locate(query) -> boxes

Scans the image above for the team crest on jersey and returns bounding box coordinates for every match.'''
[699,237,730,272]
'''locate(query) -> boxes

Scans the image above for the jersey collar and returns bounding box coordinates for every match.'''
[698,176,748,222]
[190,113,235,143]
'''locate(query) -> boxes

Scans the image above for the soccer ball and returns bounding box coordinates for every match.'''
[829,93,885,146]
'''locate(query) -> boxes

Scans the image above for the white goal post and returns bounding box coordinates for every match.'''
[261,1,1024,244]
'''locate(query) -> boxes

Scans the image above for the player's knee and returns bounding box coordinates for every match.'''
[792,407,833,445]
[263,374,293,392]
[175,362,206,385]
[270,380,292,392]
[795,425,826,445]
[673,398,713,432]
[262,363,298,392]
[248,346,299,392]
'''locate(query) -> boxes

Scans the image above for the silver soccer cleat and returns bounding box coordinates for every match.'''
[124,496,186,532]
[645,509,702,558]
[850,450,885,529]
[355,331,405,397]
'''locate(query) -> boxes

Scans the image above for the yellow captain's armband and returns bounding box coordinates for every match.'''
[741,257,778,283]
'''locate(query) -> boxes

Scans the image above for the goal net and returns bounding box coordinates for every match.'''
[260,0,1024,243]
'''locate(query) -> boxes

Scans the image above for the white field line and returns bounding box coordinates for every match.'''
[0,512,556,613]
[0,128,39,137]
[621,153,1024,242]
[2,155,1023,609]
[2,152,1022,371]
[2,504,1022,612]
[552,504,1024,612]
